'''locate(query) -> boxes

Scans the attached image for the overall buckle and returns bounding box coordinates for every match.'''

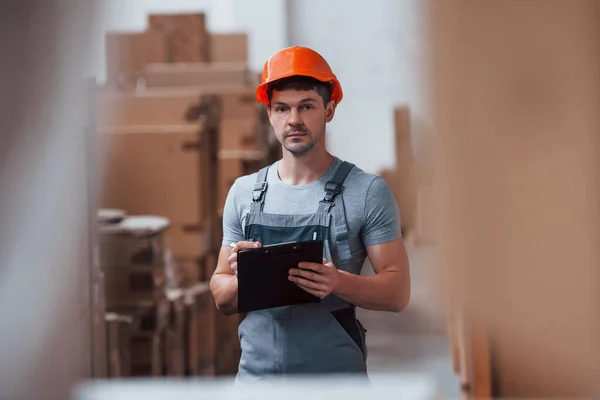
[252,182,268,202]
[323,181,342,203]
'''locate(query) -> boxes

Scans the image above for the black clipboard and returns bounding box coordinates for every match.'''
[237,240,323,313]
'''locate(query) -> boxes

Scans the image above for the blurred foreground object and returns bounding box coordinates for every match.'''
[379,106,436,245]
[431,0,600,398]
[72,374,438,400]
[0,1,101,399]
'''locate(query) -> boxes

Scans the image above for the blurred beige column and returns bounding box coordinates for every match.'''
[430,0,600,398]
[0,2,102,399]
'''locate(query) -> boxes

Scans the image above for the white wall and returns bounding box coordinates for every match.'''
[287,0,403,173]
[92,0,427,174]
[287,0,429,173]
[231,0,288,72]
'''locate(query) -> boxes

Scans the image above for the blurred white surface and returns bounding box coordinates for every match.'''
[73,373,438,400]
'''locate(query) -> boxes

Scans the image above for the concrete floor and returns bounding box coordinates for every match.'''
[358,244,460,398]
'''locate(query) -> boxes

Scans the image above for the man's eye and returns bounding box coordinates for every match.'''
[303,104,313,110]
[276,107,286,112]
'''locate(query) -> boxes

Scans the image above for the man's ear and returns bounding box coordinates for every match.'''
[325,100,336,122]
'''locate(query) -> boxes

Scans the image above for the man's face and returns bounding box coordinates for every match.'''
[267,89,335,156]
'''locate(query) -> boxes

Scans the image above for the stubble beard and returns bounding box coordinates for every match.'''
[284,138,316,156]
[280,124,326,157]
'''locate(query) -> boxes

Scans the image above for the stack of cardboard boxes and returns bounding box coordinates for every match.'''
[97,12,279,378]
[97,92,220,284]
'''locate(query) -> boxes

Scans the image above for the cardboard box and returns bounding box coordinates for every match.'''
[148,13,209,62]
[98,125,219,263]
[165,223,209,260]
[217,157,242,210]
[97,92,206,127]
[105,31,167,90]
[98,126,211,227]
[98,89,254,126]
[217,151,265,211]
[208,33,248,63]
[219,118,261,151]
[144,62,250,87]
[215,89,258,120]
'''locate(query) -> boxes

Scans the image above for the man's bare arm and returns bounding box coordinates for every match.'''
[209,245,238,315]
[334,237,411,312]
[289,237,410,312]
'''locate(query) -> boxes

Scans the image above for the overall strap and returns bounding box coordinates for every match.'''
[318,161,355,261]
[250,165,270,212]
[317,161,354,213]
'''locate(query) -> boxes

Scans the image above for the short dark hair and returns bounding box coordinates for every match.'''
[266,75,332,106]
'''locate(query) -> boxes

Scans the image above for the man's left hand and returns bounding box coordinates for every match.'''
[289,258,341,298]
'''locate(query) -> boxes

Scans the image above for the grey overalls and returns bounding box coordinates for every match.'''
[236,161,369,381]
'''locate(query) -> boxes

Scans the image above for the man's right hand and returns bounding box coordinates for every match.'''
[210,241,262,315]
[228,241,262,276]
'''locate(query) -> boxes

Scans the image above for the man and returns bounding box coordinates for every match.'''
[209,46,411,381]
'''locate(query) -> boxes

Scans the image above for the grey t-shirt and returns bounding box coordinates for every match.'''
[221,157,402,275]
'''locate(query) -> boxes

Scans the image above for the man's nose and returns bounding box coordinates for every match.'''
[287,108,302,126]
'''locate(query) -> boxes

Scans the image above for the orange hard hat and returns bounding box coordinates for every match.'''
[255,46,343,106]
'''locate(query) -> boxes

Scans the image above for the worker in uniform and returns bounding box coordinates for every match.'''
[209,46,411,382]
